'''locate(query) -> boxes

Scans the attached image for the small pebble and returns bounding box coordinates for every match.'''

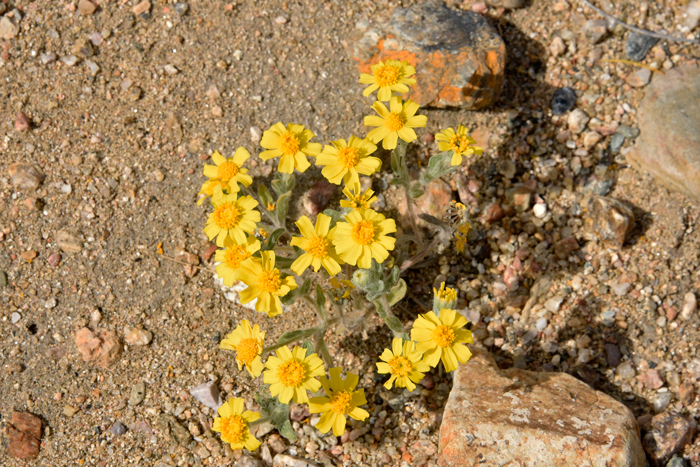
[652,392,673,412]
[110,421,126,435]
[11,312,21,324]
[250,126,262,143]
[551,87,577,115]
[533,203,547,219]
[544,295,565,313]
[40,52,57,65]
[535,318,548,332]
[274,16,287,24]
[61,55,80,67]
[174,2,189,16]
[129,381,146,406]
[625,31,659,61]
[681,292,697,320]
[611,282,632,296]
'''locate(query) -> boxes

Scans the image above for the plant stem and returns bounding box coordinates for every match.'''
[374,294,409,340]
[403,184,424,248]
[243,185,280,229]
[248,417,270,428]
[301,294,326,325]
[400,236,442,272]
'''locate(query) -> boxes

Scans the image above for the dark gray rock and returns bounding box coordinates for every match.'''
[551,87,577,114]
[605,343,622,367]
[625,31,659,61]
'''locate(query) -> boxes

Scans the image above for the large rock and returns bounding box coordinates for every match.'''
[353,0,505,109]
[628,65,700,202]
[3,411,42,460]
[438,350,645,467]
[642,412,695,467]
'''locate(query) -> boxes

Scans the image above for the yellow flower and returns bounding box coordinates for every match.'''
[220,319,265,377]
[376,338,430,391]
[329,277,355,300]
[359,59,417,101]
[433,282,458,311]
[202,148,254,199]
[332,209,396,269]
[212,398,261,451]
[340,182,377,212]
[365,96,427,150]
[204,193,261,247]
[237,251,297,318]
[214,236,261,287]
[410,308,473,372]
[263,345,325,404]
[315,136,380,186]
[258,228,270,239]
[260,122,322,174]
[197,179,227,206]
[290,214,344,277]
[309,368,369,436]
[435,125,483,166]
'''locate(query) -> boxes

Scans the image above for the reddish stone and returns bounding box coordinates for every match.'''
[75,328,122,369]
[201,245,217,262]
[4,411,42,460]
[679,383,695,406]
[554,235,580,259]
[642,412,695,467]
[353,2,505,109]
[47,253,62,267]
[639,369,664,389]
[485,203,505,223]
[15,112,31,132]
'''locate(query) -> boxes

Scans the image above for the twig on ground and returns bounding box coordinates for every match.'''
[601,58,665,73]
[579,0,700,45]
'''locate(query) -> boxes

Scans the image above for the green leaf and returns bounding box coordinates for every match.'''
[280,287,298,305]
[419,213,448,229]
[420,151,456,186]
[408,182,424,199]
[255,390,297,442]
[386,278,407,306]
[258,185,274,208]
[387,266,400,288]
[274,256,296,270]
[315,284,327,320]
[316,336,333,368]
[276,192,291,224]
[299,278,311,297]
[265,327,319,353]
[265,228,286,250]
[301,340,315,356]
[272,172,295,196]
[322,208,345,227]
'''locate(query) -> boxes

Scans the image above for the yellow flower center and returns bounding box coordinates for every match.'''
[351,220,376,246]
[330,390,353,414]
[220,414,247,445]
[259,269,281,293]
[236,338,260,365]
[279,131,301,157]
[224,245,251,270]
[374,64,400,87]
[307,236,330,259]
[432,325,456,348]
[388,355,412,377]
[213,202,242,229]
[449,134,471,154]
[259,228,270,239]
[277,359,306,387]
[217,161,240,181]
[384,112,405,132]
[337,147,360,169]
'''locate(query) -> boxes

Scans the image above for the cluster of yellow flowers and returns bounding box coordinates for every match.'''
[196,59,481,451]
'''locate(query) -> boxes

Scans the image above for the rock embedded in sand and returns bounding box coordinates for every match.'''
[75,327,122,368]
[438,350,646,466]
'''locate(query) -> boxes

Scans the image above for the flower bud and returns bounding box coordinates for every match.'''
[433,282,457,314]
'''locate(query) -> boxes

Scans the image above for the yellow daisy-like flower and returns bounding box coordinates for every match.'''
[204,193,261,247]
[202,148,253,198]
[290,213,344,277]
[260,122,322,174]
[315,136,380,186]
[410,308,473,372]
[365,96,427,150]
[329,277,355,300]
[220,319,265,377]
[263,345,325,404]
[212,398,261,451]
[309,367,369,436]
[237,251,297,318]
[197,179,227,206]
[376,338,430,391]
[332,209,396,269]
[435,124,483,166]
[214,236,261,287]
[340,181,377,212]
[433,282,458,311]
[359,59,417,101]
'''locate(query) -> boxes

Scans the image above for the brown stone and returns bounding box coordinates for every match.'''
[485,203,505,223]
[628,64,700,202]
[353,1,505,109]
[15,112,31,131]
[132,0,151,15]
[553,235,580,259]
[78,0,97,15]
[679,383,695,406]
[4,411,42,459]
[56,230,83,253]
[47,253,62,267]
[585,195,635,249]
[75,328,122,369]
[639,369,664,389]
[7,162,45,191]
[438,350,645,467]
[642,412,695,467]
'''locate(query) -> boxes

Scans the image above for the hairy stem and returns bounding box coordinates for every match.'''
[403,184,424,248]
[374,294,409,340]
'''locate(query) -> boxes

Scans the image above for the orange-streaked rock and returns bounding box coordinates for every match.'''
[353,2,505,109]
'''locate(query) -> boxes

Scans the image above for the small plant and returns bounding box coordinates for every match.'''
[197,58,482,450]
